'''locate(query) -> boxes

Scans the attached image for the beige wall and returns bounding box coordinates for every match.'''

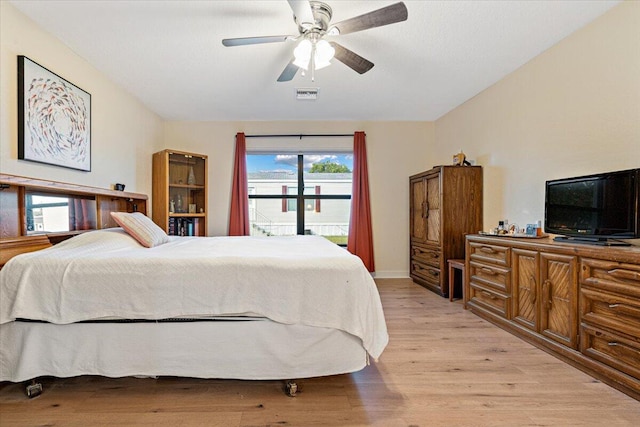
[163,121,434,277]
[0,2,163,195]
[434,0,640,233]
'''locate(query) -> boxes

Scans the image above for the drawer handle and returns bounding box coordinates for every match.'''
[413,248,439,259]
[607,303,640,317]
[413,248,440,259]
[422,201,429,219]
[606,341,640,354]
[529,275,537,304]
[543,279,552,309]
[481,290,497,300]
[481,267,496,275]
[607,268,640,281]
[480,246,496,254]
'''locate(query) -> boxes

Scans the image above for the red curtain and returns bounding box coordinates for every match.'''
[228,132,250,236]
[68,198,94,231]
[348,131,375,272]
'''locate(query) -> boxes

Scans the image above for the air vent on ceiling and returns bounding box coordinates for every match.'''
[296,88,319,100]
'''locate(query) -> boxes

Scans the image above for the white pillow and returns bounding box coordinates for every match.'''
[110,212,169,248]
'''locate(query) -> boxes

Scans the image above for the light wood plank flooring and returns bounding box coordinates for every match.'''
[1,278,638,426]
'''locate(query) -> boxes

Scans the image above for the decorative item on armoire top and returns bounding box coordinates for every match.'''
[114,183,125,191]
[18,56,91,172]
[452,149,471,166]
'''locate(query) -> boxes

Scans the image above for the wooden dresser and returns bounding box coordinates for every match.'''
[410,166,483,297]
[465,234,640,400]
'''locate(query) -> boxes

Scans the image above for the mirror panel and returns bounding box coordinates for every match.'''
[26,192,97,234]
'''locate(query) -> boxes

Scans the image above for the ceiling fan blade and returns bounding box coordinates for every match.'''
[222,35,291,47]
[329,2,408,35]
[277,59,300,82]
[330,42,374,74]
[287,0,315,28]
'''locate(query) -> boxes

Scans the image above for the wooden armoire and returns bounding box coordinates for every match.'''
[410,165,483,296]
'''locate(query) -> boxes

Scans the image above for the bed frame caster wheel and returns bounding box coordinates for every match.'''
[26,380,43,399]
[285,380,298,397]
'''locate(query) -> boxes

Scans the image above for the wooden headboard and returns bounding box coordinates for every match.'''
[0,173,148,267]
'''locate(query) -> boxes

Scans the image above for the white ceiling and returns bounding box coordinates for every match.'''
[11,0,620,122]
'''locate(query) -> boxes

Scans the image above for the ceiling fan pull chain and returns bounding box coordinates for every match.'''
[311,41,316,82]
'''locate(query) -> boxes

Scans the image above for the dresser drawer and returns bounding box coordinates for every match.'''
[469,282,511,319]
[580,287,640,339]
[468,241,511,267]
[411,259,441,287]
[581,258,640,291]
[411,244,441,268]
[469,260,511,293]
[581,323,640,380]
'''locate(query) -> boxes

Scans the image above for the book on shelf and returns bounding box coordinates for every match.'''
[168,217,199,236]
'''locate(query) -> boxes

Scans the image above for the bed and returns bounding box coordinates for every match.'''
[0,225,388,396]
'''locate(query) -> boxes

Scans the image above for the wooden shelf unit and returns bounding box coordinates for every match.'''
[0,173,148,267]
[152,149,208,236]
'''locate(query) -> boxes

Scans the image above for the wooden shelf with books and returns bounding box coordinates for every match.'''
[152,149,208,236]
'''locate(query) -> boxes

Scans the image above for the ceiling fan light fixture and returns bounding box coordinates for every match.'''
[293,57,310,70]
[223,1,408,82]
[293,39,312,70]
[314,60,331,70]
[315,39,335,66]
[293,38,335,71]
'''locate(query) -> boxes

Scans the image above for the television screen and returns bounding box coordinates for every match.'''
[544,169,638,240]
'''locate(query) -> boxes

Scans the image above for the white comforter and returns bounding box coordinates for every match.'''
[0,229,388,359]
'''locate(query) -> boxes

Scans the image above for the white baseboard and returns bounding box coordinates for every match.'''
[372,271,410,279]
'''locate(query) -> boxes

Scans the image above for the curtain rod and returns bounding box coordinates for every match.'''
[243,133,356,139]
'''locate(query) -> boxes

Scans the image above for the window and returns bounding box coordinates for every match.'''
[247,153,352,245]
[284,186,318,212]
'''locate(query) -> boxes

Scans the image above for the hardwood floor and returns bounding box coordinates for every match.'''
[1,278,638,426]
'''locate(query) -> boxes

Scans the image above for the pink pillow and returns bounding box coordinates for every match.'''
[110,212,169,248]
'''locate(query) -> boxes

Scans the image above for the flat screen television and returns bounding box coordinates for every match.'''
[544,168,639,245]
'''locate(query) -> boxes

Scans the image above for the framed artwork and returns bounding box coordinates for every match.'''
[18,56,91,171]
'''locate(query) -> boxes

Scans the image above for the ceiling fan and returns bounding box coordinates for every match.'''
[222,1,408,82]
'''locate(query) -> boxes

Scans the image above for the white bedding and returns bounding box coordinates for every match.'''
[0,229,388,359]
[0,319,368,382]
